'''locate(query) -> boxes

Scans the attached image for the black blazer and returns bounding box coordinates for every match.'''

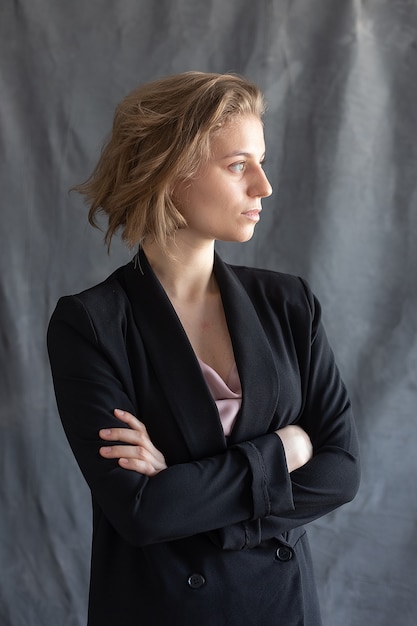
[47,250,360,626]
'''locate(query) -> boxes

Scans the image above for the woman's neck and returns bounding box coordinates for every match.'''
[142,237,217,302]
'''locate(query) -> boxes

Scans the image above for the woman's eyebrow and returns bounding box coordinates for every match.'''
[220,151,266,159]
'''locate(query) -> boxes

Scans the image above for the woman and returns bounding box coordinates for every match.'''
[47,71,360,626]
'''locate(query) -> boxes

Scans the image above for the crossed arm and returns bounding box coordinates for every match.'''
[99,408,313,476]
[49,293,360,547]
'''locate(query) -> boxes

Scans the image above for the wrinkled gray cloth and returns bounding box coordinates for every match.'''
[1,1,416,625]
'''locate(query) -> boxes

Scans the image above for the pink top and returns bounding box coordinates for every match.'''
[198,358,242,437]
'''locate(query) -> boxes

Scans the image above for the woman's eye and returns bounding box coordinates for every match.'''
[230,162,245,173]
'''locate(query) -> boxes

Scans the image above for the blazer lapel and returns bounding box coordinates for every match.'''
[122,248,280,457]
[213,254,280,445]
[123,250,226,459]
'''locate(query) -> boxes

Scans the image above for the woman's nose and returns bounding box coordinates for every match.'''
[249,167,273,198]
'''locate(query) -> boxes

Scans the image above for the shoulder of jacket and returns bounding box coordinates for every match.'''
[77,267,126,303]
[228,263,313,301]
[52,264,131,329]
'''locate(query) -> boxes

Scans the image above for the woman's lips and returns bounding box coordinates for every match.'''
[242,209,261,222]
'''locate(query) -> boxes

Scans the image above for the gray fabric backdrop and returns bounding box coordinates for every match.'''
[1,1,416,624]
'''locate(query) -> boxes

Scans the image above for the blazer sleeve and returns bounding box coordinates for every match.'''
[205,276,360,550]
[260,277,360,535]
[47,295,295,548]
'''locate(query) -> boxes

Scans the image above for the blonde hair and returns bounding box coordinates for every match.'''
[73,71,265,252]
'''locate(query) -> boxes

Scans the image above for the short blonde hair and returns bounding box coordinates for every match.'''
[73,71,265,251]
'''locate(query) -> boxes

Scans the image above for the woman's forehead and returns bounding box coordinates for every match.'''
[210,115,266,159]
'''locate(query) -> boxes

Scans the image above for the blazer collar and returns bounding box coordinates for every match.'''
[122,248,280,457]
[213,253,280,445]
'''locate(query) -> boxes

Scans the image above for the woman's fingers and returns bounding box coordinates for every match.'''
[100,410,160,455]
[118,457,162,477]
[99,443,166,476]
[112,409,167,463]
[113,408,146,430]
[99,426,145,445]
[98,409,167,475]
[99,443,165,468]
[99,427,166,464]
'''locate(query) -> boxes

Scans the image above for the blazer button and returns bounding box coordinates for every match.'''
[187,573,206,589]
[276,546,293,562]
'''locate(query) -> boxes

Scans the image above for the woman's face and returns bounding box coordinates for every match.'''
[175,114,272,245]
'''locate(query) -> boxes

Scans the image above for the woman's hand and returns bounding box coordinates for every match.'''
[275,425,313,473]
[99,409,167,476]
